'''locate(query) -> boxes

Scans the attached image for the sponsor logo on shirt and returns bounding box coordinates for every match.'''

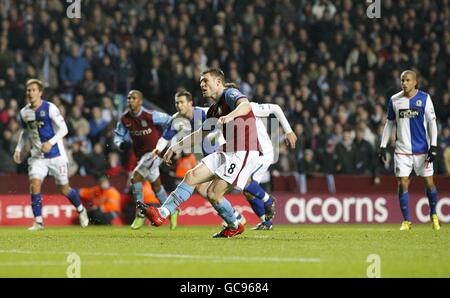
[129,128,152,136]
[26,120,45,129]
[399,109,420,118]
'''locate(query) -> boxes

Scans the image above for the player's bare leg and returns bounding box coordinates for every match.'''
[397,177,412,230]
[423,176,440,230]
[207,178,245,238]
[195,181,210,198]
[130,172,146,229]
[143,163,214,226]
[28,178,44,231]
[58,184,88,228]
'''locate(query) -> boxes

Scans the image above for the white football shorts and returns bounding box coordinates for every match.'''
[201,150,261,190]
[250,151,274,183]
[394,153,433,177]
[28,155,69,185]
[133,153,163,183]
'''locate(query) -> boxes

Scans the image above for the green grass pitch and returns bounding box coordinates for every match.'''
[0,224,449,278]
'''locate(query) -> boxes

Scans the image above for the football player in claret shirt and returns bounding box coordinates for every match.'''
[114,90,173,230]
[143,68,263,238]
[153,89,297,231]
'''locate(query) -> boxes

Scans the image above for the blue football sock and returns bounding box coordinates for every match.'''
[31,193,42,219]
[154,186,168,205]
[248,197,265,218]
[263,196,274,209]
[245,181,273,208]
[398,190,411,221]
[427,187,438,216]
[66,188,83,211]
[161,182,194,216]
[132,182,143,203]
[244,181,267,200]
[213,198,238,228]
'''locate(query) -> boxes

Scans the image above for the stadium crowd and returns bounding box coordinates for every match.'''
[0,0,449,183]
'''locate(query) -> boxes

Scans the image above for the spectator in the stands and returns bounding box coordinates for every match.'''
[59,43,90,90]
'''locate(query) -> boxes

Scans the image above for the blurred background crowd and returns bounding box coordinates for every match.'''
[0,0,449,183]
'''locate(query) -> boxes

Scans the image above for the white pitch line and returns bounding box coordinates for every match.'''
[0,249,320,263]
[0,259,190,267]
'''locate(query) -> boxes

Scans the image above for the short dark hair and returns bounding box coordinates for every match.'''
[175,90,193,102]
[224,82,239,89]
[128,90,143,99]
[26,79,44,91]
[201,68,225,83]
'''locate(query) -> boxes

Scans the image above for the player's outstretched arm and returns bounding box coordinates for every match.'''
[152,137,169,157]
[255,103,297,149]
[154,116,177,156]
[163,128,206,165]
[218,98,251,124]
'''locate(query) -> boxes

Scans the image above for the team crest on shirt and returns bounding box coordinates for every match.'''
[40,110,46,117]
[141,120,148,127]
[230,90,239,99]
[416,100,422,107]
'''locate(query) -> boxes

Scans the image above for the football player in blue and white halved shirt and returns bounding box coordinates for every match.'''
[379,70,440,231]
[14,79,89,231]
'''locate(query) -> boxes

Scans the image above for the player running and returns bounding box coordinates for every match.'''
[143,68,262,238]
[14,79,89,231]
[114,90,174,230]
[379,70,441,231]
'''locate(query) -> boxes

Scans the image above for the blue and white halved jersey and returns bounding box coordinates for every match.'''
[387,90,436,154]
[19,100,68,161]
